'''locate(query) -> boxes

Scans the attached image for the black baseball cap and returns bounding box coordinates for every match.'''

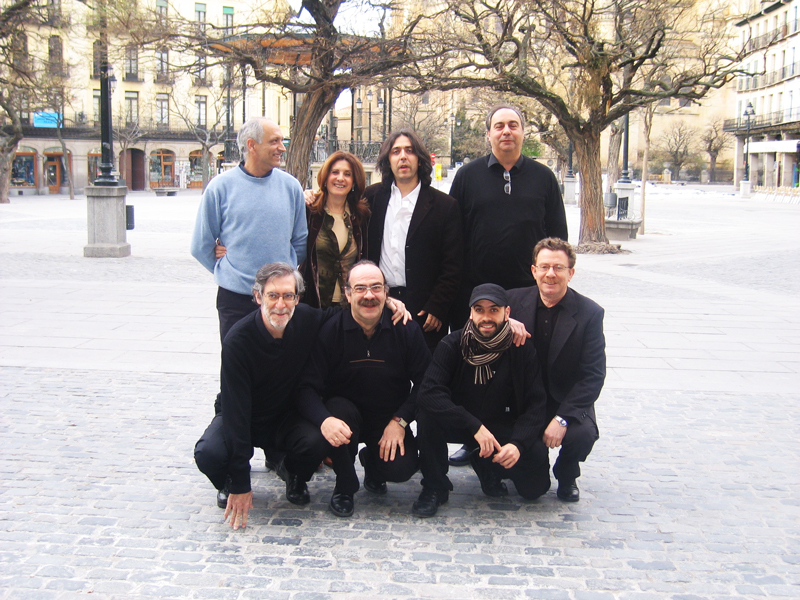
[469,283,508,307]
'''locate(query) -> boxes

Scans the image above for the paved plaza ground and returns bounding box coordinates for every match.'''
[1,181,799,599]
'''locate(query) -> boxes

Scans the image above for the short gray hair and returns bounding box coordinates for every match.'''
[237,117,270,158]
[485,104,525,131]
[252,262,305,298]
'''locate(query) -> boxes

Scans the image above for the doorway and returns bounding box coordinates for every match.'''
[45,155,62,194]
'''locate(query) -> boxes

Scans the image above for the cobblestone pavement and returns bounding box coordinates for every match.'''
[1,186,800,599]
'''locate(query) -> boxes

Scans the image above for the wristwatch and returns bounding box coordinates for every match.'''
[393,416,408,428]
[554,416,568,427]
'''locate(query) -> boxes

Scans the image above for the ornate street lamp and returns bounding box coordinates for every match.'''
[743,101,755,182]
[94,57,118,186]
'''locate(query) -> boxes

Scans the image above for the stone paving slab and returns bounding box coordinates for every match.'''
[2,185,800,598]
[1,367,798,600]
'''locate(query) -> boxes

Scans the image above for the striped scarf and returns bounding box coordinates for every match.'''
[460,319,513,384]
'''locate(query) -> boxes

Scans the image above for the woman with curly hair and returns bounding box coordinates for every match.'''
[301,151,370,309]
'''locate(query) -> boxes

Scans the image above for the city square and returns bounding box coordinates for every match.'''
[1,183,799,599]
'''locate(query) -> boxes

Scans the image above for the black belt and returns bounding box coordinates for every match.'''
[389,286,407,300]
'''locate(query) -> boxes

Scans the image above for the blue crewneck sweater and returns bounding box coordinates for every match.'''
[190,165,308,295]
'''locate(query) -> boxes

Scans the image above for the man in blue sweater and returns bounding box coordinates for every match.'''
[191,117,308,343]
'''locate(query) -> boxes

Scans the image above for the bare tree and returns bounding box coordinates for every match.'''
[638,103,656,233]
[657,121,697,179]
[701,117,732,183]
[407,0,742,249]
[392,92,450,155]
[157,0,442,183]
[168,77,233,191]
[0,0,39,203]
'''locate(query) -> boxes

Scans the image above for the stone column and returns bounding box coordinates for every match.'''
[563,175,578,205]
[84,185,131,258]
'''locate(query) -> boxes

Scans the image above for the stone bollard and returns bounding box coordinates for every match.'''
[84,185,131,258]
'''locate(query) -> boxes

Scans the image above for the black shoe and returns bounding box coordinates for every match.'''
[276,459,310,505]
[448,445,473,466]
[412,488,449,518]
[359,447,387,495]
[216,477,231,509]
[469,452,508,497]
[329,492,354,517]
[557,479,580,502]
[264,450,285,472]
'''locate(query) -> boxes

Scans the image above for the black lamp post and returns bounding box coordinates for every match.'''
[94,56,118,186]
[619,112,631,183]
[743,101,755,181]
[377,94,385,139]
[448,114,456,168]
[355,95,363,142]
[367,90,373,143]
[567,140,574,178]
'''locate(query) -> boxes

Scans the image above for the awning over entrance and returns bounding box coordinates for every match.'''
[748,140,800,153]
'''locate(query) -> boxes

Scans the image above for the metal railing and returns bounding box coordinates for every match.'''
[723,105,800,131]
[310,140,382,164]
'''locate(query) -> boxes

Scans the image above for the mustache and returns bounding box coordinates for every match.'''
[270,309,292,316]
[358,298,381,307]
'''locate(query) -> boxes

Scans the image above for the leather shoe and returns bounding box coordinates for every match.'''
[359,447,387,495]
[216,477,231,509]
[557,480,580,502]
[469,452,508,497]
[448,445,473,466]
[412,488,449,517]
[329,492,354,517]
[276,459,310,505]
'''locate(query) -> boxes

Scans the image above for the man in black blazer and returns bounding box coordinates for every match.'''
[365,128,463,351]
[506,237,606,502]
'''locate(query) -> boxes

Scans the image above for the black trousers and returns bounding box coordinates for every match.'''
[325,396,419,496]
[417,408,551,500]
[216,286,257,344]
[550,418,598,483]
[194,411,329,492]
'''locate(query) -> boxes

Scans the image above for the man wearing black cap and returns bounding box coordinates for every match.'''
[411,284,551,517]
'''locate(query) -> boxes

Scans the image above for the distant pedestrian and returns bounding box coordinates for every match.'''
[191,117,307,343]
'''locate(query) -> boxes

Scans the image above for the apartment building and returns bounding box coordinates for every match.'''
[9,0,294,196]
[725,0,800,187]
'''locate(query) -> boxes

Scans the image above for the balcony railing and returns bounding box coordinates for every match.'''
[738,60,800,92]
[723,105,800,132]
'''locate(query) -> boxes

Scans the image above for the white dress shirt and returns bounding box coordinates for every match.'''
[379,181,421,288]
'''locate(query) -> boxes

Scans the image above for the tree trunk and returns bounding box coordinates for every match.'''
[0,119,23,203]
[572,130,607,246]
[201,143,210,192]
[640,106,654,235]
[284,85,343,187]
[708,154,717,183]
[55,126,74,199]
[606,119,623,193]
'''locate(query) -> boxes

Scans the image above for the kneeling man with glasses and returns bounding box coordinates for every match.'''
[297,260,431,517]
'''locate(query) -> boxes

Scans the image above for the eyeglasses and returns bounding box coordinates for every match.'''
[503,170,511,195]
[265,292,299,303]
[347,283,387,295]
[533,264,570,274]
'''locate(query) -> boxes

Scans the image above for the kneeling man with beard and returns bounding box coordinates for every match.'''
[412,284,551,517]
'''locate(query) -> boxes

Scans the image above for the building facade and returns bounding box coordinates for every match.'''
[725,0,800,187]
[9,0,294,196]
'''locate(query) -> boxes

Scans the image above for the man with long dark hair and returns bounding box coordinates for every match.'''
[365,128,463,351]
